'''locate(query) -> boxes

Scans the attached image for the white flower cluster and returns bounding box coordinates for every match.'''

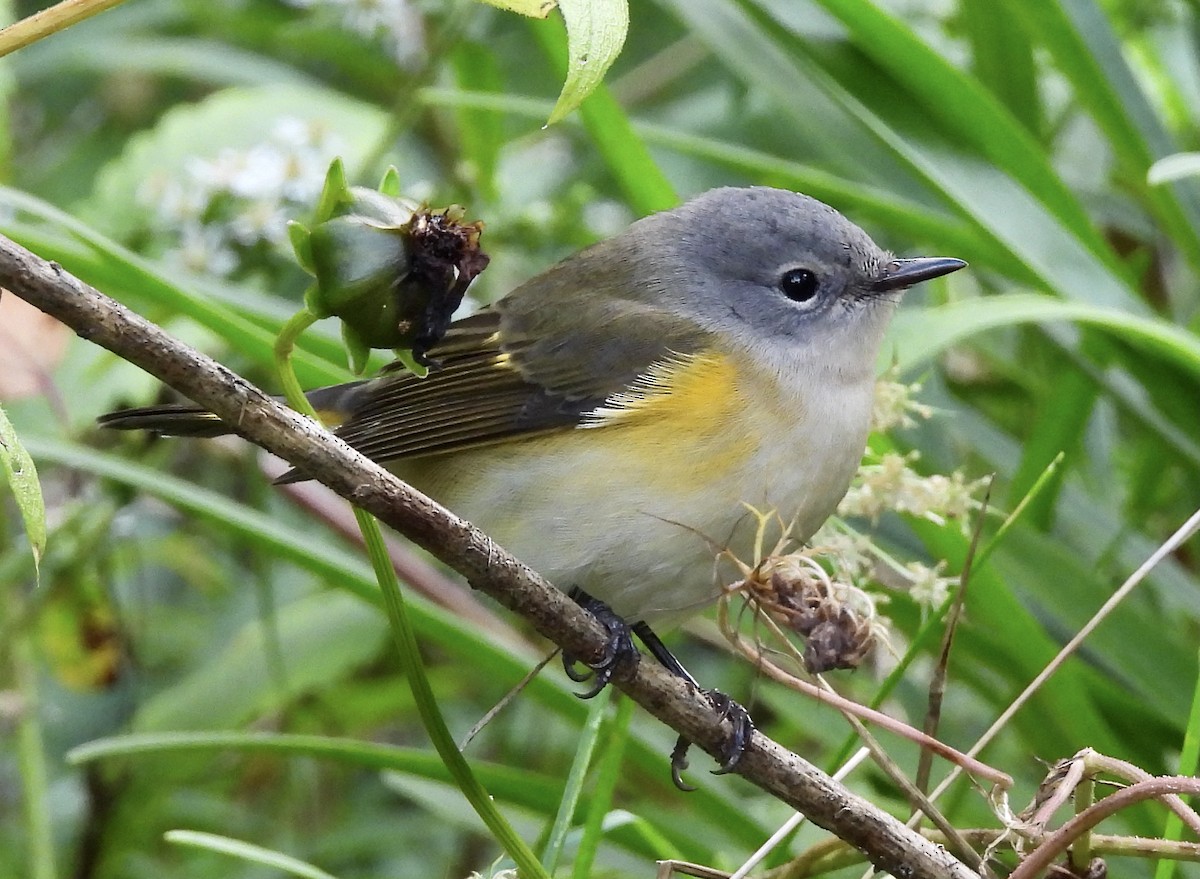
[871,371,935,432]
[807,523,958,610]
[283,0,426,66]
[839,450,983,527]
[138,117,348,276]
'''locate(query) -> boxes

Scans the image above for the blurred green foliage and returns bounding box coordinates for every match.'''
[3,0,1200,877]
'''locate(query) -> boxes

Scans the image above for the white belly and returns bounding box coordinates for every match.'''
[396,364,875,623]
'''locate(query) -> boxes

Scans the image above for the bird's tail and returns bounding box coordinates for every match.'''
[98,381,368,439]
[97,404,235,437]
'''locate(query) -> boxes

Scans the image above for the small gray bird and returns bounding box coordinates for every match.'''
[103,187,965,774]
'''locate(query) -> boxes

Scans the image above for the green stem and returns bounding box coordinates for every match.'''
[0,0,128,58]
[1070,775,1096,872]
[542,688,611,874]
[274,310,320,414]
[5,579,56,879]
[572,695,634,879]
[1154,648,1200,879]
[15,656,56,879]
[274,307,548,879]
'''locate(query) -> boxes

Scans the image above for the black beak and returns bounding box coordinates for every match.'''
[871,256,967,292]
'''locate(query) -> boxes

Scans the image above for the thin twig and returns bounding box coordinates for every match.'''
[816,678,985,874]
[719,597,1011,789]
[1009,777,1200,879]
[926,506,1200,806]
[916,480,992,797]
[1085,752,1200,838]
[460,649,561,749]
[0,0,127,58]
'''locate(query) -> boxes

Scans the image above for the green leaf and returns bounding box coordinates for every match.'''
[0,404,45,574]
[1006,369,1094,528]
[378,166,402,197]
[131,591,387,732]
[450,43,506,198]
[791,0,1104,263]
[961,0,1041,134]
[546,0,630,125]
[888,293,1200,378]
[996,0,1200,270]
[532,17,675,215]
[314,157,351,226]
[164,830,340,879]
[69,731,564,814]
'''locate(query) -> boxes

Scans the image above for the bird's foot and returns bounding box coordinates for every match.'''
[562,588,640,699]
[559,590,754,789]
[670,689,755,790]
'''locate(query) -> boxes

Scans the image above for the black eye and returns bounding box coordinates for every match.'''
[779,268,820,303]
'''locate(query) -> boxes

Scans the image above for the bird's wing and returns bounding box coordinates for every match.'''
[317,298,710,465]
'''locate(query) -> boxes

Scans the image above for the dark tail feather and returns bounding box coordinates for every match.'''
[96,405,234,438]
[99,379,371,481]
[99,404,311,482]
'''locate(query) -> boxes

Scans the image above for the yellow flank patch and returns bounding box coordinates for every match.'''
[313,408,349,429]
[583,351,757,479]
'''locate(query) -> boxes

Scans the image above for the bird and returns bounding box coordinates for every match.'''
[101,185,966,779]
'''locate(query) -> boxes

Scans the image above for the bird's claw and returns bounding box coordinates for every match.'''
[670,735,697,791]
[562,588,640,699]
[669,689,755,789]
[707,690,754,773]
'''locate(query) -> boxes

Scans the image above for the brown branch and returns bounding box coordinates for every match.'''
[0,234,979,879]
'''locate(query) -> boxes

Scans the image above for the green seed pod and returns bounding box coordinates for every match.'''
[293,160,489,373]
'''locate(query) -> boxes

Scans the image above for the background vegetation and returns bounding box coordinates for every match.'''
[3,0,1200,877]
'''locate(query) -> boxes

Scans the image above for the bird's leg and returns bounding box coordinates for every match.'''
[562,589,754,789]
[631,620,754,789]
[562,587,641,699]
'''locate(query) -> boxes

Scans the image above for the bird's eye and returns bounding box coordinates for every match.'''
[779,268,820,303]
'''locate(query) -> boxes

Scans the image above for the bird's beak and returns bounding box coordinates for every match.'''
[871,256,967,292]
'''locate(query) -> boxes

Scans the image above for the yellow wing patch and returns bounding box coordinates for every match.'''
[581,351,759,481]
[584,351,742,428]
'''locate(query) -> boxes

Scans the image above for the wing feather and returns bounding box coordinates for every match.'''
[311,242,713,467]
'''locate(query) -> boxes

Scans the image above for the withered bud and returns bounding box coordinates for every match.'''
[802,607,877,674]
[747,553,880,673]
[290,159,489,373]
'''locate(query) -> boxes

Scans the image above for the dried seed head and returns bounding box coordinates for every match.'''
[746,552,882,673]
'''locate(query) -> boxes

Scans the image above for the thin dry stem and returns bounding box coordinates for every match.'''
[917,480,991,797]
[1009,776,1200,879]
[0,0,128,57]
[460,649,560,749]
[814,677,985,874]
[924,506,1200,808]
[1085,751,1200,838]
[718,593,1012,790]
